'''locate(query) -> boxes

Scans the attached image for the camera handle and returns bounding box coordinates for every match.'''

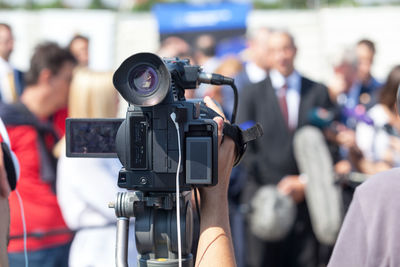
[110,191,194,267]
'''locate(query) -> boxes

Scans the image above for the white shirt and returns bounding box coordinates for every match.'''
[269,69,301,129]
[0,57,15,103]
[57,155,137,267]
[356,104,400,166]
[245,62,267,84]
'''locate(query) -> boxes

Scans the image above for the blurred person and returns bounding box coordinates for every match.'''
[52,34,90,141]
[328,47,359,109]
[193,34,220,98]
[355,39,382,107]
[326,48,364,176]
[328,167,400,267]
[328,45,379,113]
[68,34,89,68]
[56,69,137,267]
[237,27,273,87]
[218,29,272,266]
[0,42,76,267]
[157,36,191,58]
[203,56,243,107]
[354,65,400,174]
[157,36,194,98]
[0,23,24,103]
[328,80,400,266]
[194,34,219,73]
[222,27,272,120]
[238,30,333,267]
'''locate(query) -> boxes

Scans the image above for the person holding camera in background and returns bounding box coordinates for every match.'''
[0,42,76,267]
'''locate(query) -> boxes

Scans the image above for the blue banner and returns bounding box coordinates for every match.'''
[152,3,251,34]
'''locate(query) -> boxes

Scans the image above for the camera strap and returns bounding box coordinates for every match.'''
[223,122,263,166]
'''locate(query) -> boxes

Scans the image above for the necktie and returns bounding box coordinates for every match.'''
[278,83,289,128]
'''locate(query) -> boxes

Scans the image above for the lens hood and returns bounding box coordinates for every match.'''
[113,53,170,107]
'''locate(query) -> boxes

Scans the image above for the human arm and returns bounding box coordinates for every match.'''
[0,143,10,198]
[277,175,305,203]
[195,97,236,267]
[0,145,10,267]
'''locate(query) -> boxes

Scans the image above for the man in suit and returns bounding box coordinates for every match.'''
[238,30,332,267]
[355,39,382,109]
[0,23,24,103]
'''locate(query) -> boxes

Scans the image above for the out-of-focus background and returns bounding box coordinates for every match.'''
[2,1,400,267]
[1,0,400,84]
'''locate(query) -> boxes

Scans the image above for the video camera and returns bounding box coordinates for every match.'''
[65,52,262,267]
[66,52,258,191]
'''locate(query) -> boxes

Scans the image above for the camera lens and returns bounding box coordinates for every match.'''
[129,65,159,95]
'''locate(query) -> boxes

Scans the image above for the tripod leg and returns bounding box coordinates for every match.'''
[116,217,130,267]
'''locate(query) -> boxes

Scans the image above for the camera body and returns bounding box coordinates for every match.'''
[116,98,218,192]
[67,53,221,192]
[114,54,220,192]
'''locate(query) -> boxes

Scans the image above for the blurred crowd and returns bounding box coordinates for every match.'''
[0,16,399,267]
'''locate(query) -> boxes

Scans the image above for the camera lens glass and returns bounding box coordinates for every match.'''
[129,65,159,95]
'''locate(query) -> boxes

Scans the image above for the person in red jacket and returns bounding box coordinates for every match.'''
[0,42,76,267]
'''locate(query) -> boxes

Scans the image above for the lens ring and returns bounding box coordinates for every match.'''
[129,65,159,96]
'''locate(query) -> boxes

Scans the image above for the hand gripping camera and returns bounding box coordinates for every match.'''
[66,52,262,267]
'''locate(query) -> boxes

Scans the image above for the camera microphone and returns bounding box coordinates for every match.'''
[198,72,234,86]
[198,72,238,123]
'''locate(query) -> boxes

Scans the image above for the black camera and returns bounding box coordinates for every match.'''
[114,52,225,192]
[66,52,244,192]
[66,53,262,266]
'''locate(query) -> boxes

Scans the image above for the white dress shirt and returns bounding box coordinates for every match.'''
[57,155,137,267]
[245,62,267,84]
[269,69,301,129]
[0,57,15,103]
[356,104,400,166]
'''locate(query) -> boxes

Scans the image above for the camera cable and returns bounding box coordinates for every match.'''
[170,112,183,267]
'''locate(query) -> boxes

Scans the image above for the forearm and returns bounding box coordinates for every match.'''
[357,158,391,175]
[195,196,235,267]
[0,197,9,267]
[195,98,237,267]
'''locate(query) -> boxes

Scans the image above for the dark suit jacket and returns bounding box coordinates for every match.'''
[238,74,332,186]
